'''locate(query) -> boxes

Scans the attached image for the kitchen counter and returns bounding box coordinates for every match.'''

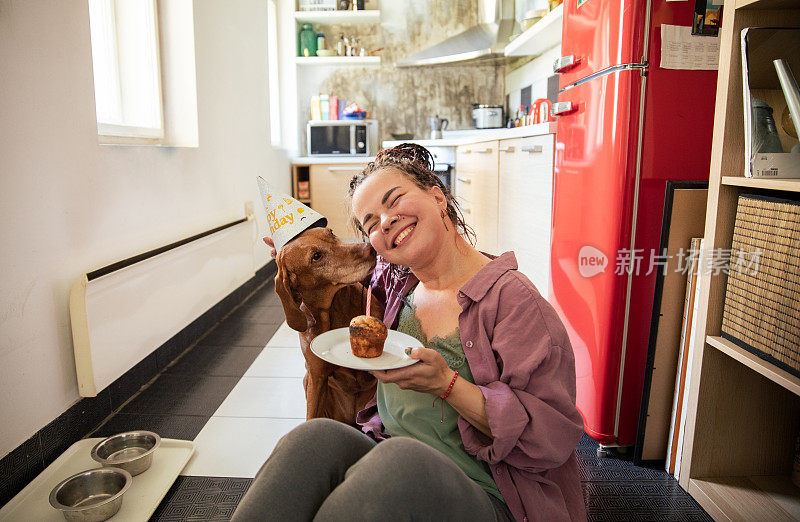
[382,122,557,148]
[290,123,557,165]
[291,156,376,165]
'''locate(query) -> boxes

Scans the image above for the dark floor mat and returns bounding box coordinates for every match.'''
[579,435,711,521]
[584,487,713,522]
[150,476,252,521]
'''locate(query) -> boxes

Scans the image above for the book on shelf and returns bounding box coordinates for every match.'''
[329,96,339,120]
[741,28,800,178]
[666,237,704,477]
[309,94,345,121]
[310,95,322,121]
[320,94,330,120]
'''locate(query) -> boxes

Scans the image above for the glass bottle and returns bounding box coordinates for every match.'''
[298,23,317,58]
[337,33,345,56]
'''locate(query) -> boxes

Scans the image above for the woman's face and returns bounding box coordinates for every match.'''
[351,167,448,267]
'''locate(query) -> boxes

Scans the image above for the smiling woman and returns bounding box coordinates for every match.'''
[348,144,475,283]
[236,144,586,522]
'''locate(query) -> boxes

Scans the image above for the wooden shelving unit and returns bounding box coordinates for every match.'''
[678,0,800,520]
[721,176,800,192]
[503,4,562,57]
[706,336,800,397]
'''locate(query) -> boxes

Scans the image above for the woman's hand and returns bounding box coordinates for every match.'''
[373,346,494,438]
[263,237,276,259]
[370,347,453,396]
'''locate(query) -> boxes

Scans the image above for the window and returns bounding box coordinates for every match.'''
[88,0,163,142]
[267,0,281,147]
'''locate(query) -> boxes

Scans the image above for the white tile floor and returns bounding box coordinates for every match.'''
[182,322,308,478]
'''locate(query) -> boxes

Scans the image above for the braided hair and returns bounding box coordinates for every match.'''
[347,143,476,281]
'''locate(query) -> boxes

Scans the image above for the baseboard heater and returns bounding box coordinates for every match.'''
[70,211,257,397]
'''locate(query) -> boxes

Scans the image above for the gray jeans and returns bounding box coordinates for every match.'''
[231,418,514,522]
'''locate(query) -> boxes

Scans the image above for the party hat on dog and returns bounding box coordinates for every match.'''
[257,176,327,251]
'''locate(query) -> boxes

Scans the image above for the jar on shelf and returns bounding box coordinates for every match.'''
[298,23,317,57]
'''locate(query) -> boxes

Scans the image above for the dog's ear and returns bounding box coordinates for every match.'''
[274,260,308,332]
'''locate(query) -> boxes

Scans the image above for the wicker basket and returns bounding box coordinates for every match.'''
[721,195,800,376]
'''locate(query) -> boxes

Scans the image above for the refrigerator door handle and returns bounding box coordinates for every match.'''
[551,101,575,117]
[553,55,580,74]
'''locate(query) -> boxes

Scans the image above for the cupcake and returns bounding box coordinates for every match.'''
[349,315,388,358]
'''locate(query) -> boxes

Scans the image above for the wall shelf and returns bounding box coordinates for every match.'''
[706,336,800,397]
[294,10,380,24]
[295,56,380,66]
[503,4,562,57]
[689,476,800,521]
[721,176,800,192]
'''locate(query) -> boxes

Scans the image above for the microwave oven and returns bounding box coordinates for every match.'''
[307,120,378,156]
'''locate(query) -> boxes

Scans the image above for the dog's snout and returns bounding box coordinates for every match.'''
[363,242,376,258]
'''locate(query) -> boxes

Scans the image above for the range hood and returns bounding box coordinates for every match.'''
[396,0,519,67]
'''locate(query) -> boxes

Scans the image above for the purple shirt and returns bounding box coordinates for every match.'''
[357,252,587,522]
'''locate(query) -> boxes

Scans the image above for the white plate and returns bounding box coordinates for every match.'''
[311,327,421,370]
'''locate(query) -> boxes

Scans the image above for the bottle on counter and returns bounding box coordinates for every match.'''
[515,105,525,127]
[317,33,326,52]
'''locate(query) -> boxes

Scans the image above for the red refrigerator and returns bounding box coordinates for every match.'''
[549,0,717,447]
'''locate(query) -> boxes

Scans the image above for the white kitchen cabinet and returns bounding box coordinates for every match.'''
[497,135,554,298]
[455,140,499,254]
[454,134,554,298]
[308,163,366,239]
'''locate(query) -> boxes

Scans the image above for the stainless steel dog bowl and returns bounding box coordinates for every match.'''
[49,467,131,522]
[90,431,161,476]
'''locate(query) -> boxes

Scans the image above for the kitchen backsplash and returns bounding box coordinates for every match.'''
[505,44,561,118]
[297,0,507,148]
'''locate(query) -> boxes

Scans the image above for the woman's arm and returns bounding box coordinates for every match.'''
[458,277,584,472]
[370,347,493,438]
[444,373,492,438]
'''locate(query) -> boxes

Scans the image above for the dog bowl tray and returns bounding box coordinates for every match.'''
[0,437,195,521]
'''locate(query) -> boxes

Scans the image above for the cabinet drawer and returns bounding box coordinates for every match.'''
[454,172,475,202]
[309,164,365,239]
[456,141,499,253]
[498,135,554,167]
[498,136,553,294]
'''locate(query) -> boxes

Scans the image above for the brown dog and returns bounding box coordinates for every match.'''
[274,227,382,425]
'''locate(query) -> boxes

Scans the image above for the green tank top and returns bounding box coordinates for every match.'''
[376,290,504,502]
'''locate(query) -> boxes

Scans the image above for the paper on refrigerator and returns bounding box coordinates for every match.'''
[660,24,720,71]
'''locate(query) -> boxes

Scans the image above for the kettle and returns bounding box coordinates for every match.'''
[531,98,553,124]
[429,115,449,139]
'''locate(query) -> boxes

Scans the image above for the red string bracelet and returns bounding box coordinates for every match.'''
[433,370,459,423]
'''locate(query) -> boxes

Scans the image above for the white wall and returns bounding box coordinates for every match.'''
[0,0,287,458]
[505,44,561,111]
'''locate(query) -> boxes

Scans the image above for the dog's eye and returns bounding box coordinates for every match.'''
[311,251,322,261]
